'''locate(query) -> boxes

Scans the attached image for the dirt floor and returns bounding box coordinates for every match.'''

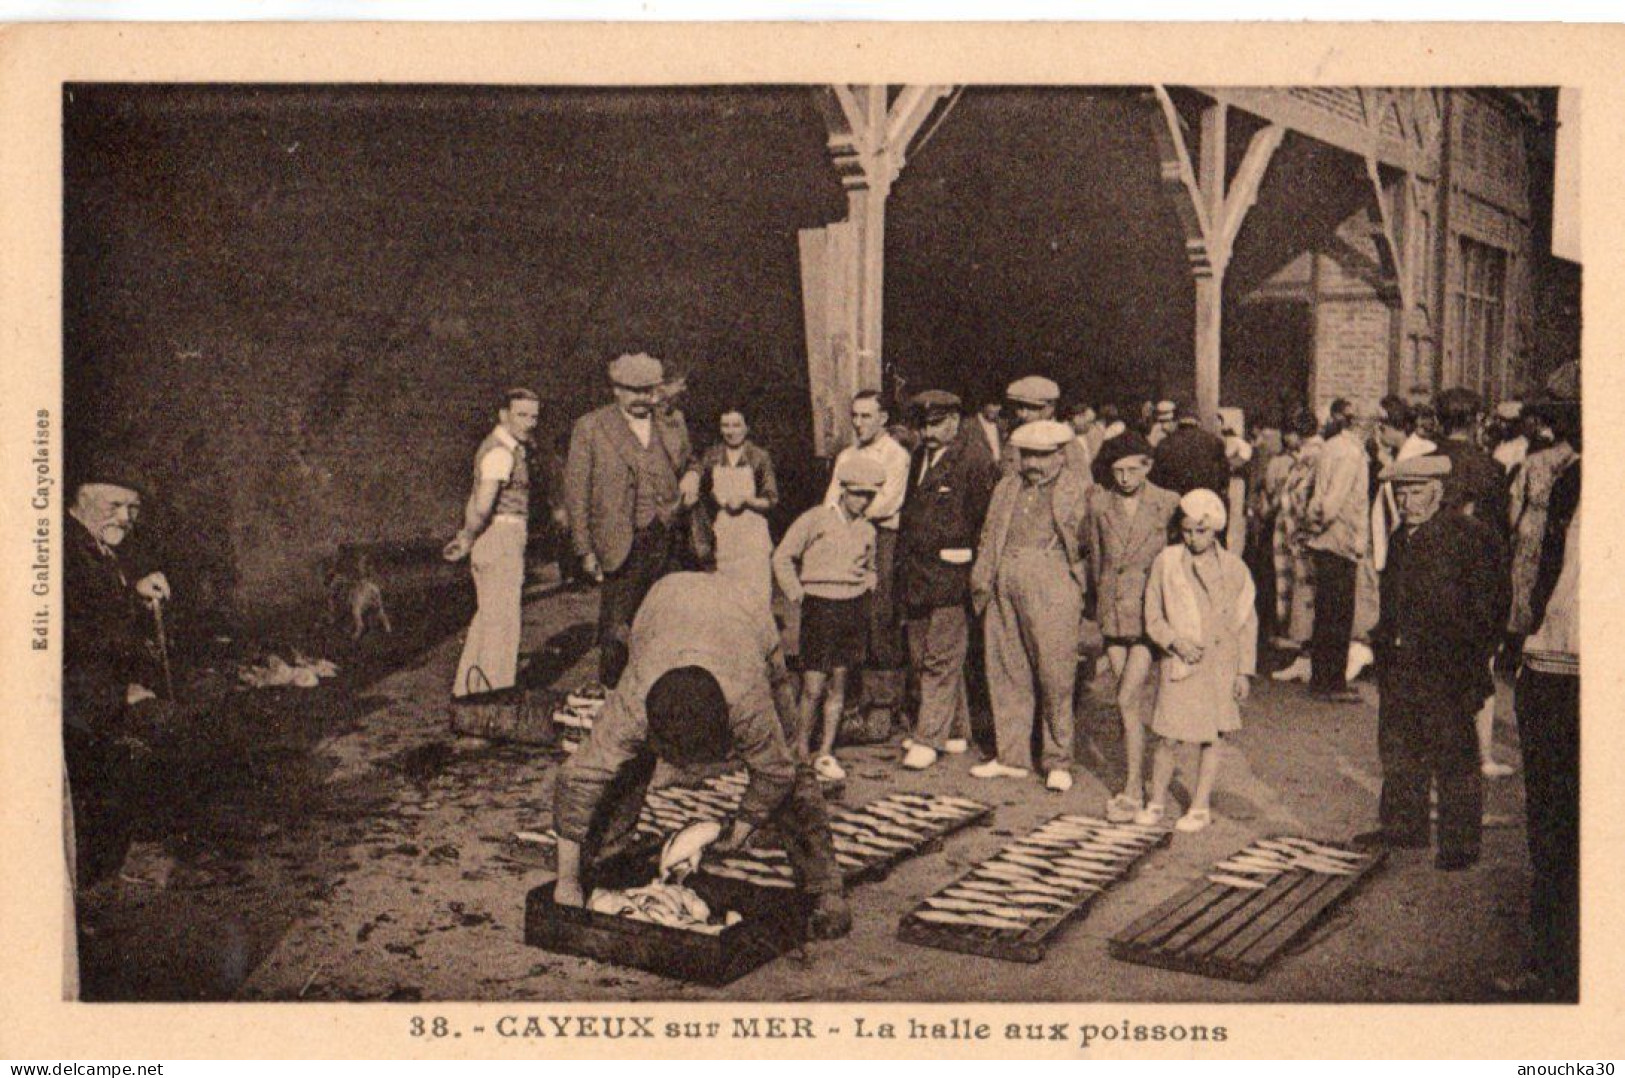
[77,575,1537,1004]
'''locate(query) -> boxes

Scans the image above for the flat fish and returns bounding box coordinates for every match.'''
[913,908,1030,931]
[1277,837,1364,862]
[1213,860,1283,876]
[1000,852,1061,872]
[972,866,1072,896]
[1254,839,1309,859]
[840,814,923,842]
[943,886,1071,910]
[1208,873,1269,890]
[1050,859,1119,881]
[1289,856,1357,876]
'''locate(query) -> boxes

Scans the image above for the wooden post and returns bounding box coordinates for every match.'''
[1149,88,1283,431]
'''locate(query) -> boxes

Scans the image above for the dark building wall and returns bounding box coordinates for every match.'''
[65,85,844,615]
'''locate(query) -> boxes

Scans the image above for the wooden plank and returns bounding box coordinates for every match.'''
[899,815,1171,963]
[1108,836,1385,982]
[1200,86,1429,176]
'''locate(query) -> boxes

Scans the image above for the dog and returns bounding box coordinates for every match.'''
[325,551,393,641]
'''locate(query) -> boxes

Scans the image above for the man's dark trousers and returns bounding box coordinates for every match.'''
[1310,549,1357,692]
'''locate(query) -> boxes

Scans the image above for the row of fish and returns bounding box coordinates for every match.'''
[1205,836,1367,890]
[701,793,989,886]
[529,771,750,847]
[908,815,1166,934]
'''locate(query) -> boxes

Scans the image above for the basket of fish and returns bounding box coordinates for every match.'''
[701,792,991,887]
[897,814,1170,963]
[448,685,558,746]
[1108,835,1384,982]
[524,834,810,986]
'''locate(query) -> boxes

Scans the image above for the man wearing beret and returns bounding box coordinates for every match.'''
[896,390,1000,771]
[63,460,171,888]
[1357,454,1508,870]
[971,420,1091,791]
[565,353,698,687]
[444,387,541,697]
[998,376,1092,483]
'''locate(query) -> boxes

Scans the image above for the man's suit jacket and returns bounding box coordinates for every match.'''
[897,427,1000,612]
[1084,482,1181,639]
[564,403,693,574]
[971,467,1090,612]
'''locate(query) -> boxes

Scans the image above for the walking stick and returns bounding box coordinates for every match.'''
[150,598,176,702]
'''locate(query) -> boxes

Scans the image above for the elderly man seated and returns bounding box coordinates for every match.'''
[551,571,852,940]
[64,458,171,888]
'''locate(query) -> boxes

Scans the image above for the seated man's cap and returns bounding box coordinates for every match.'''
[1380,453,1453,484]
[1006,376,1060,406]
[1008,419,1075,452]
[836,454,888,493]
[910,389,962,422]
[608,352,665,388]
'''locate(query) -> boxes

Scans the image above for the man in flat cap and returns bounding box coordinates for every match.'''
[896,390,1000,771]
[63,457,171,889]
[565,353,698,687]
[999,376,1091,482]
[445,387,541,697]
[971,420,1091,791]
[1357,454,1508,871]
[822,390,912,741]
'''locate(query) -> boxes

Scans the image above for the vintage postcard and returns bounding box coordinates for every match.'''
[1,20,1621,1060]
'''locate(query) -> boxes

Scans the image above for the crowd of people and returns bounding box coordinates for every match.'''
[61,347,1579,998]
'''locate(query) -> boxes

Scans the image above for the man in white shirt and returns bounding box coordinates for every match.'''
[822,391,912,740]
[445,387,540,696]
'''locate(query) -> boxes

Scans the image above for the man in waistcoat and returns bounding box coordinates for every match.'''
[445,387,541,697]
[564,353,697,687]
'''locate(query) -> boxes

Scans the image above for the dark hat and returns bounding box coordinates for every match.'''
[909,389,962,423]
[67,449,150,499]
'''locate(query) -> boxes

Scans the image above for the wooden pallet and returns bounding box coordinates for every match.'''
[704,792,991,888]
[897,814,1171,963]
[1108,836,1385,982]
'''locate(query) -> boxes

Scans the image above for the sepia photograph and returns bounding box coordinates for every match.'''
[56,77,1581,1007]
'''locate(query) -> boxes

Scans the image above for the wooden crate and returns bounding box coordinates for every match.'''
[897,814,1171,963]
[524,850,810,986]
[1108,836,1385,982]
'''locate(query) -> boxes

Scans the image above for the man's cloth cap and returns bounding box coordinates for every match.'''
[836,454,887,492]
[1006,376,1060,405]
[910,390,962,421]
[1380,454,1453,484]
[1009,419,1074,452]
[608,352,665,388]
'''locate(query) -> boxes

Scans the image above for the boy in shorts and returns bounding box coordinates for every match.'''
[772,455,883,780]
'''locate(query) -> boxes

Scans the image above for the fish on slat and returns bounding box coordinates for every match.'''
[839,814,923,842]
[942,886,1072,910]
[1000,852,1062,872]
[973,865,1073,894]
[913,909,1030,931]
[923,896,1042,921]
[1207,873,1269,890]
[1276,836,1365,862]
[1213,860,1283,876]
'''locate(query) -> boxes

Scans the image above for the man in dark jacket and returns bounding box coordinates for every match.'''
[1358,454,1508,870]
[64,460,171,887]
[897,391,1000,771]
[1433,387,1511,534]
[1150,403,1231,499]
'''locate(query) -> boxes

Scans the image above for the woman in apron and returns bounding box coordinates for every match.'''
[697,406,778,616]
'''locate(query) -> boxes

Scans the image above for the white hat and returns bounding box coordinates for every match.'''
[1008,419,1074,452]
[1179,488,1228,530]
